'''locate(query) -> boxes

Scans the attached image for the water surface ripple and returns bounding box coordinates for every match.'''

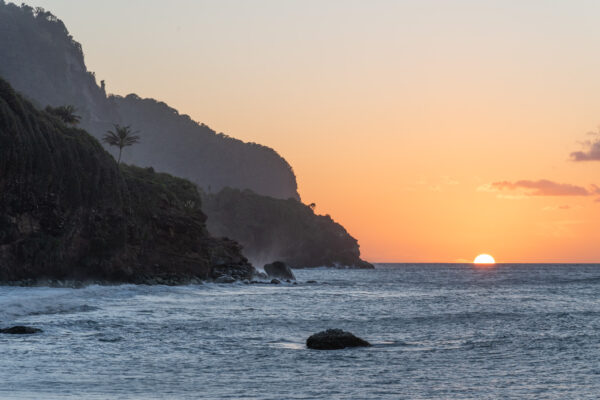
[1,264,600,399]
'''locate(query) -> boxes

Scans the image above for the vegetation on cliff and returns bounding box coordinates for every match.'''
[0,1,299,200]
[102,124,140,164]
[107,94,299,199]
[0,78,254,283]
[0,2,373,270]
[44,105,80,125]
[202,188,373,269]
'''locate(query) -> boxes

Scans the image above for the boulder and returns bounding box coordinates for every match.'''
[306,329,371,350]
[264,261,295,281]
[253,271,268,280]
[270,279,281,284]
[214,275,236,284]
[0,326,43,334]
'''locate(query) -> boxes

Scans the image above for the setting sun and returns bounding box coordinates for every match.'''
[474,254,496,264]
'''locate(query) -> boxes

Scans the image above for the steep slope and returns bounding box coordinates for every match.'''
[0,2,373,270]
[0,2,299,200]
[0,77,255,283]
[105,95,299,199]
[202,188,373,269]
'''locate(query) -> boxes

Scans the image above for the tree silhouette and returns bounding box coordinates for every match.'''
[45,105,80,125]
[102,124,140,164]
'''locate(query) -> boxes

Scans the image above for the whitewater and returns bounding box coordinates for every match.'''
[2,264,600,399]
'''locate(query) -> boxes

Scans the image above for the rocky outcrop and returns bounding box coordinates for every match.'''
[202,188,374,269]
[306,329,371,350]
[0,3,376,271]
[264,261,296,280]
[0,78,255,284]
[0,2,300,200]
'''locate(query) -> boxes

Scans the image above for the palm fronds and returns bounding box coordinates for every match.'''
[102,124,140,164]
[45,105,81,125]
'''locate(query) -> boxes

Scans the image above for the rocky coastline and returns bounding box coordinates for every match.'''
[0,78,256,285]
[0,3,374,275]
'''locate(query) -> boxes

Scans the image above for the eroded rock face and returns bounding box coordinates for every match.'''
[0,326,42,334]
[0,78,255,284]
[0,2,301,201]
[264,261,296,280]
[306,329,371,350]
[202,188,374,269]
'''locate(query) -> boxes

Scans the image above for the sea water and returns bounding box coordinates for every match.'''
[1,264,600,399]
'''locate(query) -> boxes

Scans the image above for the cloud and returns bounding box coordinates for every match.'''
[542,205,571,211]
[442,176,460,185]
[479,179,596,197]
[414,177,460,192]
[570,132,600,161]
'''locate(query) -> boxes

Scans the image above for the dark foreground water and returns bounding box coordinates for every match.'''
[1,264,600,399]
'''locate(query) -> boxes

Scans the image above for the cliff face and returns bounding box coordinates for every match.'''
[202,188,373,269]
[0,2,299,200]
[0,3,373,270]
[104,95,299,200]
[0,78,255,283]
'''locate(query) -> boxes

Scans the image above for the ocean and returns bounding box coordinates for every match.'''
[1,263,600,399]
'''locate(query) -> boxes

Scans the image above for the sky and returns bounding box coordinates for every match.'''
[16,0,600,262]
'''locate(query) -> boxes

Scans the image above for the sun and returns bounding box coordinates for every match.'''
[473,254,496,264]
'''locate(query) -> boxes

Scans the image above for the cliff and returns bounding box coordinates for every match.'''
[0,78,255,283]
[202,188,373,269]
[0,2,373,271]
[0,2,299,200]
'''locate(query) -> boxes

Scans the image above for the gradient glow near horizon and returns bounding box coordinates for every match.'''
[18,0,600,262]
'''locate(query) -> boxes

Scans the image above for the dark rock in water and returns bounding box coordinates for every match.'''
[0,326,42,334]
[253,272,268,280]
[214,275,236,284]
[264,261,295,280]
[306,280,317,284]
[306,329,371,350]
[270,279,281,284]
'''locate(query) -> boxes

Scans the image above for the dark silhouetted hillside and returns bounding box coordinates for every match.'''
[0,2,372,270]
[0,2,299,200]
[202,188,373,269]
[0,77,255,283]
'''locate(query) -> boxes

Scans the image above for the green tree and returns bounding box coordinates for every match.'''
[45,105,80,125]
[102,124,140,164]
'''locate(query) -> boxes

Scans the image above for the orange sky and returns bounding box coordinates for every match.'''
[19,0,600,262]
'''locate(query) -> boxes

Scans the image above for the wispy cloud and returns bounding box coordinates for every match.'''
[442,176,460,186]
[478,179,598,198]
[570,131,600,161]
[413,176,460,192]
[542,205,572,211]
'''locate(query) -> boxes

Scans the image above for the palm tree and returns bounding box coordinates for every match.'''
[45,105,81,125]
[102,124,140,164]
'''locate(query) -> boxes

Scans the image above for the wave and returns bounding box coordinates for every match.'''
[0,287,101,322]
